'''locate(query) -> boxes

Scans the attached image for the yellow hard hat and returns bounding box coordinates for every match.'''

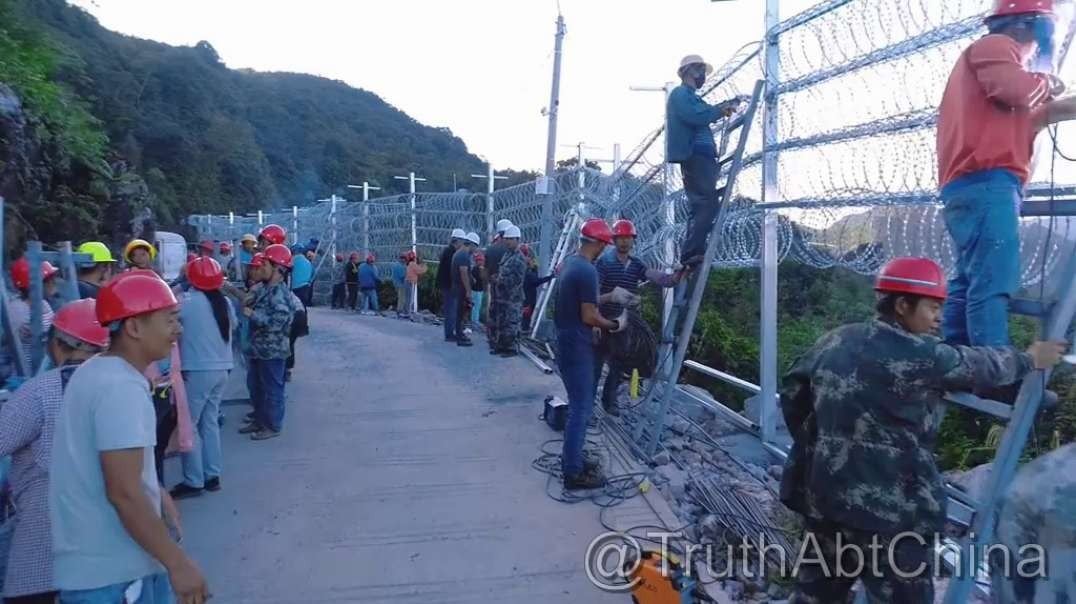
[241,234,257,244]
[123,238,158,262]
[76,241,116,263]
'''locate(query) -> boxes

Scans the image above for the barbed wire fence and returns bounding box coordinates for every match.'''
[188,0,1076,301]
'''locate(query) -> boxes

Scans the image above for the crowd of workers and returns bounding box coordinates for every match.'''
[0,222,313,603]
[0,0,1075,601]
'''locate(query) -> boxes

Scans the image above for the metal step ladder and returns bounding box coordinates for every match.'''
[632,79,765,456]
[938,224,1076,603]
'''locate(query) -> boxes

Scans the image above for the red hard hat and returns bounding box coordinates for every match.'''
[11,257,59,290]
[405,251,417,261]
[990,0,1055,18]
[219,242,232,253]
[96,270,178,326]
[335,253,344,262]
[611,219,637,238]
[199,240,215,252]
[875,257,947,300]
[259,224,287,245]
[366,255,375,263]
[263,244,293,268]
[520,244,530,257]
[250,252,266,268]
[52,298,109,348]
[580,219,613,245]
[350,251,360,260]
[188,257,225,291]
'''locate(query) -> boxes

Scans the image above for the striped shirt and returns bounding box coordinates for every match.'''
[0,365,77,596]
[595,250,649,319]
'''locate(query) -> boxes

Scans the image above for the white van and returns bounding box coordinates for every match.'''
[154,231,188,281]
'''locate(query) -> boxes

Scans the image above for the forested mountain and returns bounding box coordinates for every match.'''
[0,0,536,247]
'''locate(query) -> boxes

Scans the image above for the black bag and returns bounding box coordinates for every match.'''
[153,384,177,479]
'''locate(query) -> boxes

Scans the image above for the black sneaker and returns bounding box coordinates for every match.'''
[489,348,500,355]
[499,350,519,358]
[564,468,607,491]
[169,483,204,500]
[602,400,621,417]
[445,336,457,342]
[583,458,602,474]
[205,477,222,492]
[238,422,262,435]
[285,370,292,383]
[457,338,473,347]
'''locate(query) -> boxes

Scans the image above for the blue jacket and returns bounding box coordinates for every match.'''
[358,264,380,290]
[391,263,407,287]
[291,254,313,289]
[666,84,724,163]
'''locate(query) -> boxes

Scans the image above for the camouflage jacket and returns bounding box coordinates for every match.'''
[495,249,526,303]
[779,318,1033,535]
[993,443,1076,602]
[248,281,296,360]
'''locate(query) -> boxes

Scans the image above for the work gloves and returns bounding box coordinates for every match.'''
[611,309,629,334]
[609,286,640,307]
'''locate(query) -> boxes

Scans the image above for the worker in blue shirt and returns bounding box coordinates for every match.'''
[666,54,743,268]
[555,219,626,491]
[358,255,381,315]
[290,244,314,307]
[594,219,681,416]
[392,253,409,318]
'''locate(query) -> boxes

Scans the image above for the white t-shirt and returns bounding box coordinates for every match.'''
[49,354,164,590]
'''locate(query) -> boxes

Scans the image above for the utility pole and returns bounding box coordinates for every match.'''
[538,13,566,275]
[347,182,382,256]
[630,82,677,330]
[471,164,508,242]
[760,0,781,450]
[292,205,299,245]
[393,172,427,314]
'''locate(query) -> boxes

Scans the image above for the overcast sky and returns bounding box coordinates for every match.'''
[70,0,817,173]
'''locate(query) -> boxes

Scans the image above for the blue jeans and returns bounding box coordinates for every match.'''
[679,154,721,263]
[471,291,484,324]
[60,573,172,604]
[181,370,228,488]
[250,358,286,432]
[361,288,380,312]
[443,290,465,340]
[593,347,623,407]
[558,328,597,477]
[941,170,1022,346]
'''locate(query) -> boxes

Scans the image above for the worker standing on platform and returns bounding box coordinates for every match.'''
[437,229,466,336]
[493,225,526,357]
[0,299,108,603]
[484,219,513,353]
[992,442,1076,603]
[239,244,296,441]
[780,257,1065,603]
[666,55,743,268]
[50,271,209,604]
[9,257,59,374]
[556,219,625,491]
[75,241,116,299]
[937,0,1076,351]
[594,219,680,416]
[447,232,479,346]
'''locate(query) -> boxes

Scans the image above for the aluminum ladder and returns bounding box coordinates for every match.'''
[633,79,765,456]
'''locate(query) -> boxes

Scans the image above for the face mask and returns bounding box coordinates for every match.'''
[693,73,706,89]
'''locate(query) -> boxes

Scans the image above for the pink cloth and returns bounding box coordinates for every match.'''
[143,343,194,454]
[937,34,1053,187]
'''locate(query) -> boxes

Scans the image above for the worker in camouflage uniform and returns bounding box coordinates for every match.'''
[781,257,1066,604]
[239,244,296,441]
[484,219,513,354]
[493,225,526,357]
[991,442,1076,603]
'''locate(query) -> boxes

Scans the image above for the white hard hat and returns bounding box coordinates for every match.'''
[451,228,466,240]
[678,54,714,76]
[465,232,481,245]
[495,219,513,233]
[504,225,522,239]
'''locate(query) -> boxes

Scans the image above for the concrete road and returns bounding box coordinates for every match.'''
[170,308,626,603]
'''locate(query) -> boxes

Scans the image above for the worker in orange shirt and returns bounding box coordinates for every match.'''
[937,0,1076,351]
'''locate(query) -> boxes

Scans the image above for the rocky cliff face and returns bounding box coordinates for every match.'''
[0,83,159,253]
